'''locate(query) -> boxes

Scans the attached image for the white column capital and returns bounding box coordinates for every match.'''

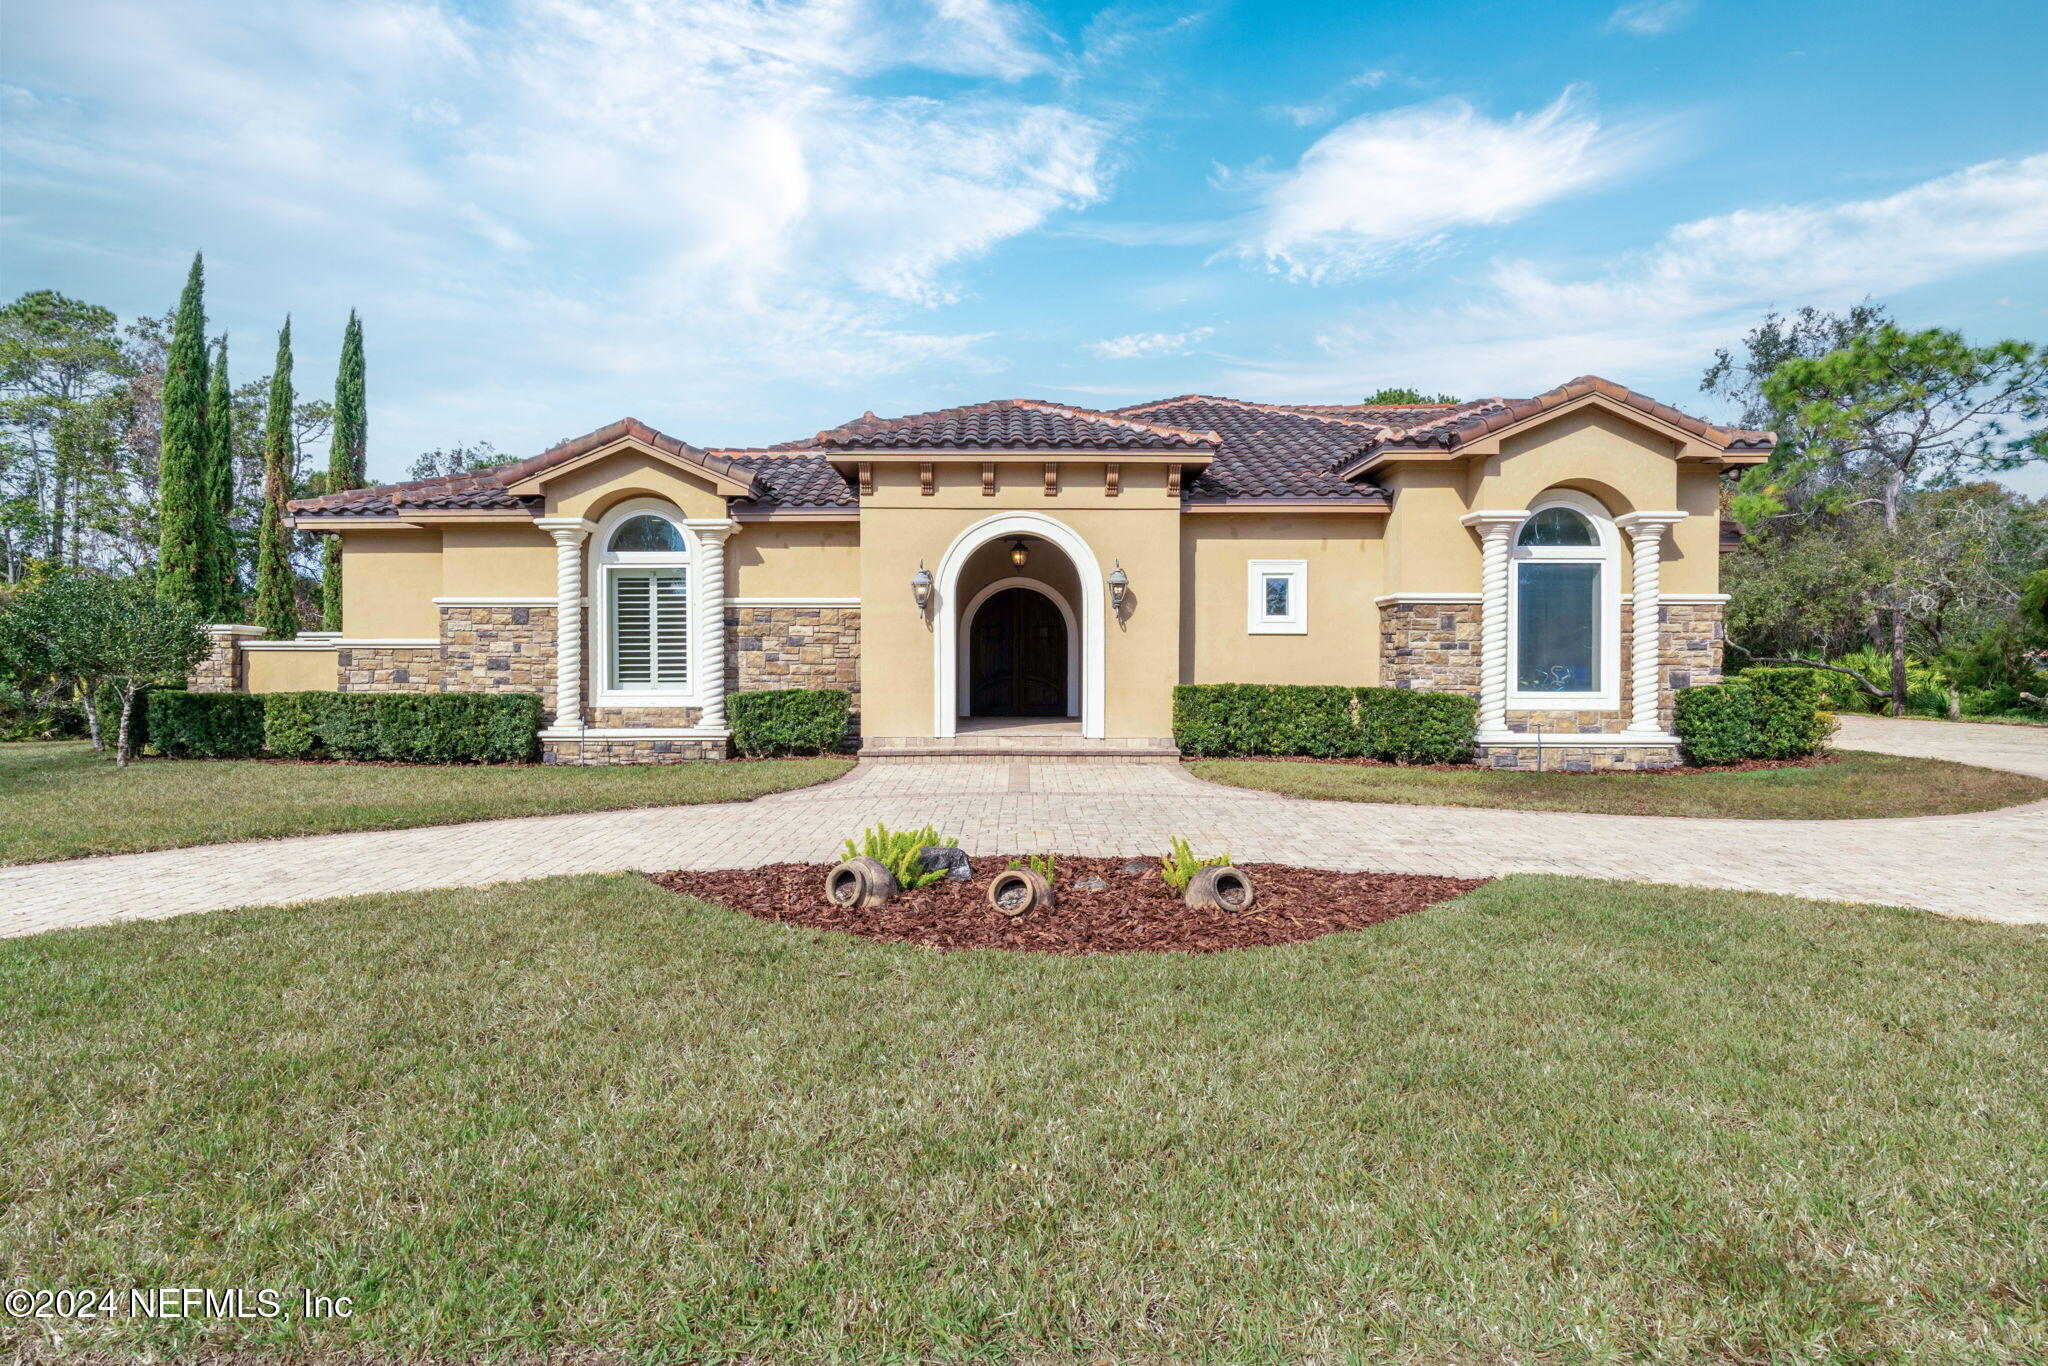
[683,517,738,540]
[1616,510,1687,538]
[1459,509,1531,537]
[537,516,595,543]
[204,623,266,638]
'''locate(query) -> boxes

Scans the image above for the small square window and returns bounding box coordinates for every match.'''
[1247,559,1307,634]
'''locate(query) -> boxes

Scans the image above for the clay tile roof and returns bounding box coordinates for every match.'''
[1110,395,1390,502]
[708,449,858,511]
[806,398,1219,451]
[1348,377,1774,460]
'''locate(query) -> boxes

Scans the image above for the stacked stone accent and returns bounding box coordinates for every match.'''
[1478,743,1682,772]
[441,605,557,716]
[1378,602,1480,695]
[543,736,725,765]
[586,706,704,729]
[337,646,444,692]
[1659,601,1724,730]
[190,627,253,693]
[727,606,862,739]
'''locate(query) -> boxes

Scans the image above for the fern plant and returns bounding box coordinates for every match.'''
[843,824,956,891]
[1006,853,1056,882]
[1159,836,1231,894]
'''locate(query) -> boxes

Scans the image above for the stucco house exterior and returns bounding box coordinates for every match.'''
[193,376,1772,769]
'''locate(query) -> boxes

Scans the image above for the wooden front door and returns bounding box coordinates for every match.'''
[969,587,1068,717]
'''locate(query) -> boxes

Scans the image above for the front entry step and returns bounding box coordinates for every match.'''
[861,734,1181,760]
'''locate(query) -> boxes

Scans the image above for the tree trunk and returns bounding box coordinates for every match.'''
[115,687,135,767]
[1889,605,1909,718]
[77,684,103,751]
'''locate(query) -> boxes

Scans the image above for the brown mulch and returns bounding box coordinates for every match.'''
[649,857,1488,954]
[1216,752,1845,776]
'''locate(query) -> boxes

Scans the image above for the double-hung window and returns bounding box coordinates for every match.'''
[595,508,693,700]
[1508,498,1618,707]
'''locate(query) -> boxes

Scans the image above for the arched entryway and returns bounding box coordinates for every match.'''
[965,584,1072,717]
[934,512,1105,739]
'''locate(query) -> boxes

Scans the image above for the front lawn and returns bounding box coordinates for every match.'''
[0,741,853,864]
[4,873,2042,1362]
[1189,750,2048,819]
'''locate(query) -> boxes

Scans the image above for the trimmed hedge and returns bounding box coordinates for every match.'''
[148,691,267,759]
[1172,684,1477,764]
[1673,667,1835,765]
[730,688,852,757]
[262,691,543,763]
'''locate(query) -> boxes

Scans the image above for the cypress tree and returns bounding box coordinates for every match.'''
[321,310,366,630]
[255,317,299,639]
[204,336,239,617]
[156,253,210,605]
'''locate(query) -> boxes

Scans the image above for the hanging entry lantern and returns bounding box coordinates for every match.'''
[1008,537,1030,568]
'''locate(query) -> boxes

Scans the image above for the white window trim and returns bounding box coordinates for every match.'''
[1247,559,1308,635]
[589,498,702,709]
[1506,491,1621,710]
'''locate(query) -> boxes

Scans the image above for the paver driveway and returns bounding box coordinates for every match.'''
[5,718,2043,937]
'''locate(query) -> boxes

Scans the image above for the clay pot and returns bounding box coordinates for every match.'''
[825,856,898,908]
[987,867,1055,917]
[1185,865,1255,912]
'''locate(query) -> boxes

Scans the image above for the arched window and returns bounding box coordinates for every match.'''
[593,502,693,698]
[1509,494,1619,706]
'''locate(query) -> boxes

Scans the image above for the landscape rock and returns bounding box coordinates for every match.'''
[1119,859,1154,877]
[1074,876,1110,893]
[920,846,974,882]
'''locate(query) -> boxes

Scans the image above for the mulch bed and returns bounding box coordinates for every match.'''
[649,857,1487,954]
[1208,752,1845,776]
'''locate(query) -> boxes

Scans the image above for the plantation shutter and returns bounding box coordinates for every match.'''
[609,568,689,688]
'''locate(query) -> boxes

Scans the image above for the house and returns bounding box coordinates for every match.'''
[193,376,1772,769]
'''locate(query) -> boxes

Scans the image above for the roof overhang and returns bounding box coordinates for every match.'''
[1337,390,1771,479]
[505,434,760,499]
[1181,499,1387,515]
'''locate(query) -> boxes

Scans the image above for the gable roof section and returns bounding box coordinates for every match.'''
[1333,377,1773,476]
[802,398,1219,452]
[1111,395,1392,503]
[498,417,760,498]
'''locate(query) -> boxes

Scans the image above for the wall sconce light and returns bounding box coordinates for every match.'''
[1008,537,1030,568]
[911,563,933,614]
[1107,560,1129,611]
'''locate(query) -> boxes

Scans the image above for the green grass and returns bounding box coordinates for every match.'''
[0,741,853,864]
[1188,750,2048,819]
[3,873,2042,1363]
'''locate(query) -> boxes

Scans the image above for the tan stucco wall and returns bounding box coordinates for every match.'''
[439,523,556,598]
[543,451,730,521]
[243,647,340,693]
[1180,516,1385,684]
[729,521,860,598]
[339,529,442,637]
[856,459,1183,739]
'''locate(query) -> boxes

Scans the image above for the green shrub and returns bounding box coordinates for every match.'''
[730,688,852,757]
[1172,683,1477,762]
[843,824,955,891]
[1159,835,1231,894]
[263,692,542,763]
[1674,667,1834,765]
[1007,853,1057,882]
[148,691,266,758]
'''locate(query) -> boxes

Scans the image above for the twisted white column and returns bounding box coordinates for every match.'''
[537,518,593,729]
[1618,512,1686,738]
[687,520,736,732]
[1460,511,1529,737]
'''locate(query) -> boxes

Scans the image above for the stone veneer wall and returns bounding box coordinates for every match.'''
[1659,602,1723,730]
[585,706,705,728]
[727,606,862,737]
[441,605,557,718]
[190,632,245,693]
[543,736,725,765]
[337,646,444,692]
[1379,602,1480,694]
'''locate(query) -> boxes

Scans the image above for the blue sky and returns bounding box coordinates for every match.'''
[6,0,2046,490]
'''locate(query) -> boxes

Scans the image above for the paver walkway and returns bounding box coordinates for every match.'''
[5,719,2043,938]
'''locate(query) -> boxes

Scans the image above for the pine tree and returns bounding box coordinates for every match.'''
[204,336,239,618]
[321,310,366,630]
[255,317,299,639]
[155,253,210,605]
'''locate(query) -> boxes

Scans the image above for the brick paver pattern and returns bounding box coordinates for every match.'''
[6,713,2042,938]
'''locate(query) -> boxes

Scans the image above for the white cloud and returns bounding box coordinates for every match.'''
[1,0,1111,466]
[1228,153,2048,400]
[1267,68,1392,127]
[1604,1,1694,36]
[1232,87,1656,282]
[1087,326,1215,359]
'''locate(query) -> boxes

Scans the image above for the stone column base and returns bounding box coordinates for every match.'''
[1474,741,1682,772]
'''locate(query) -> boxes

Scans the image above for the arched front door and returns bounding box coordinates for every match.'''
[969,587,1068,717]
